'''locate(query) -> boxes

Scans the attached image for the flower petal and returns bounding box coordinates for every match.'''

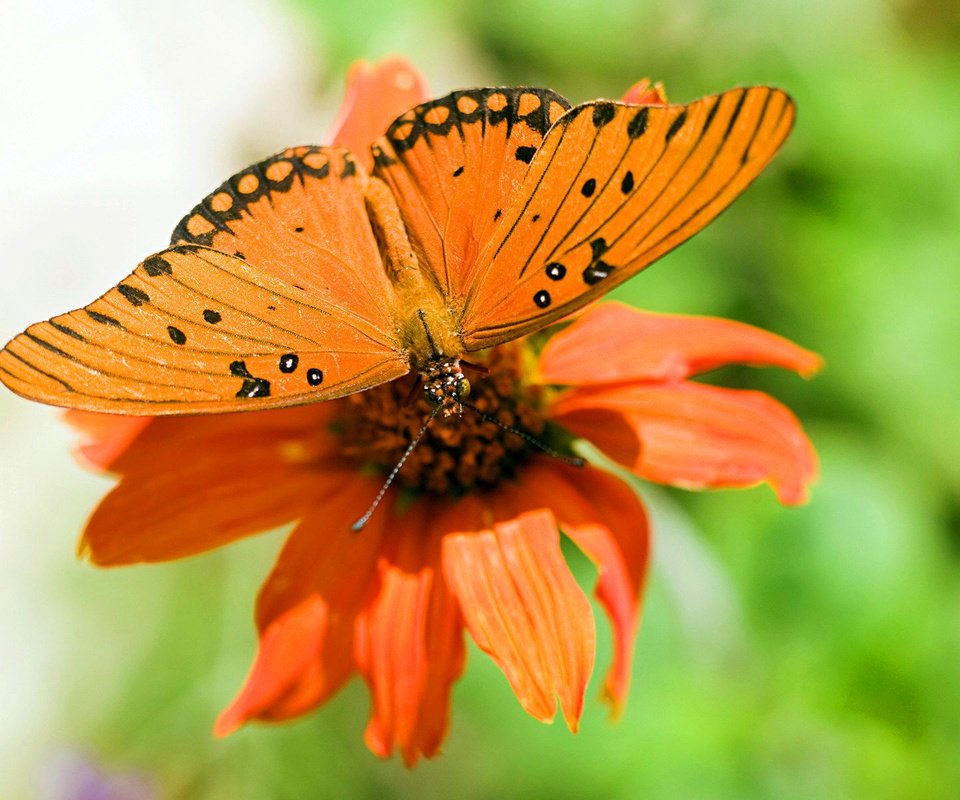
[214,595,329,736]
[63,410,151,471]
[80,405,341,564]
[553,382,817,504]
[330,56,429,172]
[442,508,595,731]
[498,461,650,715]
[215,473,389,735]
[621,77,668,105]
[355,501,465,766]
[538,301,822,386]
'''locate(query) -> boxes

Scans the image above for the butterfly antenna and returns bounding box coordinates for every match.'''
[351,405,441,532]
[459,399,585,467]
[416,309,440,358]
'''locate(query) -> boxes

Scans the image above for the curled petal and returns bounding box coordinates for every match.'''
[621,78,668,105]
[538,301,822,386]
[63,410,151,471]
[81,405,340,564]
[442,508,595,731]
[214,596,329,736]
[553,382,817,505]
[356,502,465,766]
[498,462,649,715]
[253,647,347,724]
[216,473,389,735]
[330,56,429,171]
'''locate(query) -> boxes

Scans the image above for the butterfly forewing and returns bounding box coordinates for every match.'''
[460,86,795,348]
[372,87,570,304]
[0,246,408,414]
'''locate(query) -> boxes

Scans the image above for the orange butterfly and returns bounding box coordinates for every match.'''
[0,85,794,417]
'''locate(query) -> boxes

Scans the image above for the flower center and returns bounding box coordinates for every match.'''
[336,342,548,495]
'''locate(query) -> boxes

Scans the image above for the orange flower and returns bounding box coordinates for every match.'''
[66,58,819,766]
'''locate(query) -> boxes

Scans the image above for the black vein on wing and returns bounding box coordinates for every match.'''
[153,273,318,350]
[3,349,76,392]
[624,88,779,265]
[12,334,216,395]
[557,96,716,259]
[63,311,280,365]
[515,117,604,280]
[603,93,733,255]
[188,248,397,352]
[537,109,643,266]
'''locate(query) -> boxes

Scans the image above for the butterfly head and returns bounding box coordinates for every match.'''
[421,357,470,417]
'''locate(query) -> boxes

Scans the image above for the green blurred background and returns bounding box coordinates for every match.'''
[2,0,959,797]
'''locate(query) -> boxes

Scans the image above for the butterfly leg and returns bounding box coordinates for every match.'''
[459,359,489,376]
[402,374,424,407]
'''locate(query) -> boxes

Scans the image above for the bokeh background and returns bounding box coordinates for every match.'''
[2,0,959,797]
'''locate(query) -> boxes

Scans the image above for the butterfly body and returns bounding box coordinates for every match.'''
[0,85,795,416]
[362,173,464,367]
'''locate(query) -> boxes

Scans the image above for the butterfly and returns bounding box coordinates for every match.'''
[0,85,794,417]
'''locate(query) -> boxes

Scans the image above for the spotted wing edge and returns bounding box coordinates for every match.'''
[369,86,573,302]
[169,144,358,249]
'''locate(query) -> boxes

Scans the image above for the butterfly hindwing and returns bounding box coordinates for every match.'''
[0,245,408,414]
[172,146,400,333]
[372,87,571,304]
[459,87,795,348]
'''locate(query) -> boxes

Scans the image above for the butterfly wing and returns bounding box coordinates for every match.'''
[0,245,408,414]
[1,146,412,413]
[171,146,400,326]
[458,87,795,349]
[371,87,571,304]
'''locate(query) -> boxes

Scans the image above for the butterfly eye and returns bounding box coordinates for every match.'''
[456,377,471,399]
